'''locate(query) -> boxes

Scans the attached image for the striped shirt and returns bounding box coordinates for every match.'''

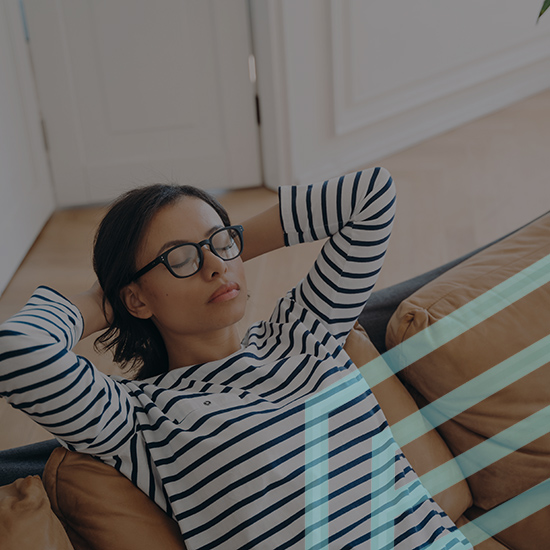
[0,168,472,549]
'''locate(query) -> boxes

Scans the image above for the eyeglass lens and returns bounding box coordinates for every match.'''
[167,227,242,277]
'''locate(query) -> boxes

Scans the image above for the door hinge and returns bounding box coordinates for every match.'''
[255,95,261,126]
[248,53,260,126]
[40,117,49,152]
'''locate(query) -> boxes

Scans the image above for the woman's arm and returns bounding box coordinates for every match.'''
[239,204,285,263]
[275,168,396,343]
[0,286,134,455]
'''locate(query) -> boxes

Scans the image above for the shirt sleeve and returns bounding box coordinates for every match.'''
[277,167,396,344]
[0,286,135,455]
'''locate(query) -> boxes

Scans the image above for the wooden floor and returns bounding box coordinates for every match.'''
[2,90,550,451]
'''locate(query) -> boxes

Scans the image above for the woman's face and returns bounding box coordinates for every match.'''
[126,197,247,338]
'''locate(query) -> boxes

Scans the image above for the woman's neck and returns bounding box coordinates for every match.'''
[163,326,242,370]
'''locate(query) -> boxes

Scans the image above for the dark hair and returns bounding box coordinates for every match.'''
[93,184,231,380]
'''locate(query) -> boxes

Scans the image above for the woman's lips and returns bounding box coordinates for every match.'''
[208,282,240,303]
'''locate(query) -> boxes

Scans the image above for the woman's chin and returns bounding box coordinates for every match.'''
[209,296,247,330]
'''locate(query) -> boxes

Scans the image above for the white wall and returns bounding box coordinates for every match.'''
[0,0,55,295]
[252,0,550,189]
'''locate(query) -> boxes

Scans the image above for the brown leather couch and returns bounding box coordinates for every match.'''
[1,211,549,550]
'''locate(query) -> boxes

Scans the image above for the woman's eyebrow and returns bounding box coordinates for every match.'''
[156,225,223,256]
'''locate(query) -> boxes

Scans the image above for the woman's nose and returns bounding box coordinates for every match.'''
[201,245,227,279]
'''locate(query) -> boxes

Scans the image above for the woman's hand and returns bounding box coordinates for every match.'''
[70,281,113,340]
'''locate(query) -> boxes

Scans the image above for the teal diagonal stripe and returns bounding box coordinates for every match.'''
[420,405,550,497]
[359,253,550,387]
[458,478,550,545]
[390,335,550,447]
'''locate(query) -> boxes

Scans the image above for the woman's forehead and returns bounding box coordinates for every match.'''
[142,197,223,251]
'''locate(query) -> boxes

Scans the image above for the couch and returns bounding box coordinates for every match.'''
[1,210,549,550]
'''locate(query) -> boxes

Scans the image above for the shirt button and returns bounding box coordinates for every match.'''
[204,400,211,406]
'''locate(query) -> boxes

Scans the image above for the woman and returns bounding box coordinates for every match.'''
[0,168,470,549]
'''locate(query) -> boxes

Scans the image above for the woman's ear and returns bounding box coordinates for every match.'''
[120,283,153,319]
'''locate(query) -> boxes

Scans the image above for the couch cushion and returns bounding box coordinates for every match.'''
[386,212,550,549]
[0,475,73,550]
[345,323,472,521]
[43,447,186,550]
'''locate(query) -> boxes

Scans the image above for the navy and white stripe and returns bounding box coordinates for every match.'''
[279,168,396,342]
[0,168,471,549]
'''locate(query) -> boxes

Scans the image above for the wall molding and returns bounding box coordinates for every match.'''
[331,0,550,137]
[299,54,550,187]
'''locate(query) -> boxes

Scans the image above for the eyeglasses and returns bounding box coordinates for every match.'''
[132,225,244,280]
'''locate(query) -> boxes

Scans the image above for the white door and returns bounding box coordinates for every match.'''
[23,0,262,206]
[0,0,55,295]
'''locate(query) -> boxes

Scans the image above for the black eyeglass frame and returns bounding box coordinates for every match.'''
[132,225,244,281]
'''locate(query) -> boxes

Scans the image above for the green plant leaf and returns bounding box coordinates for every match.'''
[539,0,550,21]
